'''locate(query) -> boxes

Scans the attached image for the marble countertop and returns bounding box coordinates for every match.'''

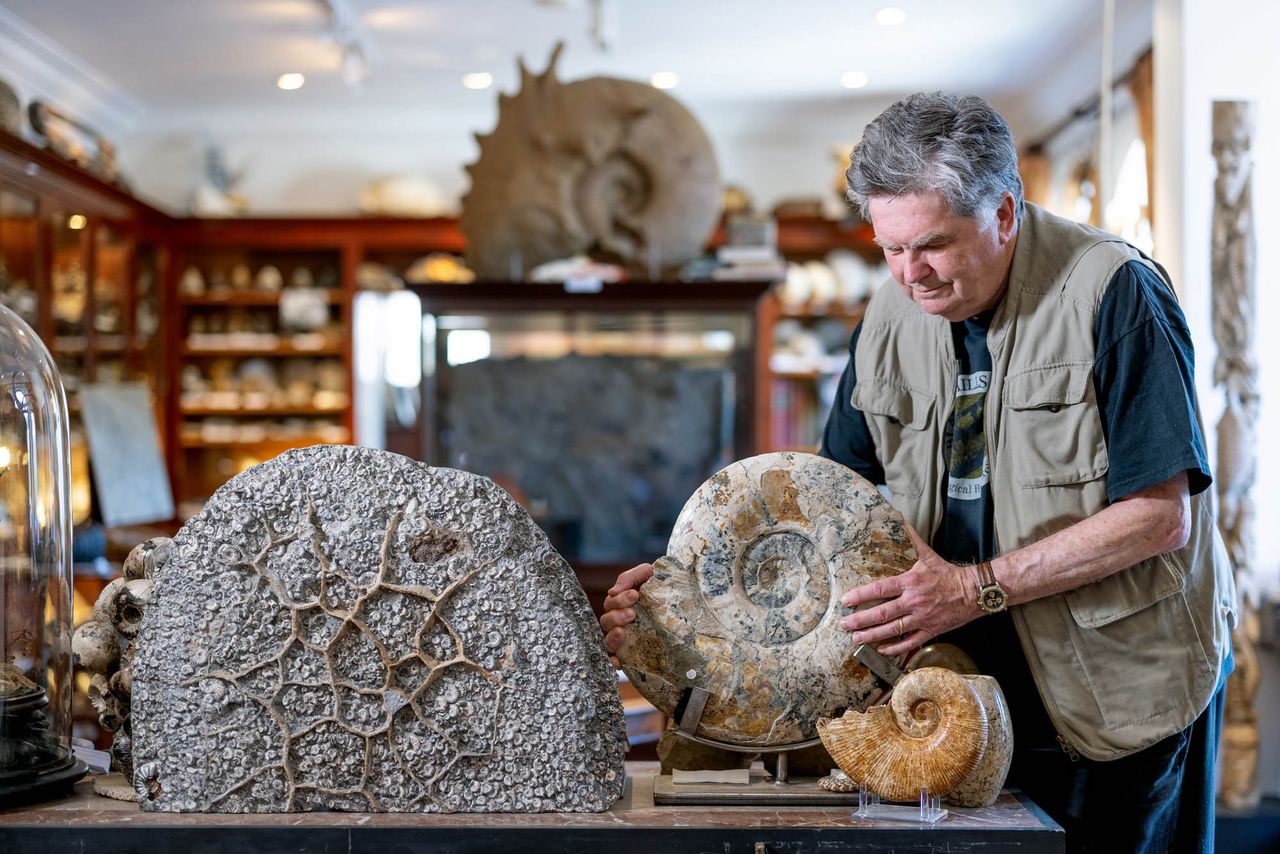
[1,763,1060,834]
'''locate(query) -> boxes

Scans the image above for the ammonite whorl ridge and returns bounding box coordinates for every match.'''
[131,445,626,813]
[817,667,1013,808]
[616,452,916,747]
[460,42,720,279]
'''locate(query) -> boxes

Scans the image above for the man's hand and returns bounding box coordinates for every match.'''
[600,563,653,654]
[837,526,982,656]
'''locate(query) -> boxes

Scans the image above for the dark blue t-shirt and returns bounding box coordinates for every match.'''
[933,309,996,564]
[818,260,1217,749]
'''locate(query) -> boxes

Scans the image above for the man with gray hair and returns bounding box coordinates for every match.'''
[826,92,1233,851]
[602,93,1234,852]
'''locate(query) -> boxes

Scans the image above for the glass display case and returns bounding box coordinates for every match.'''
[408,282,769,567]
[0,189,40,331]
[0,301,86,799]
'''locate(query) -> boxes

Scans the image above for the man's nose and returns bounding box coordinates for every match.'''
[902,251,931,284]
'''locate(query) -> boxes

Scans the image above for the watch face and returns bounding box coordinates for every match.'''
[981,586,1008,612]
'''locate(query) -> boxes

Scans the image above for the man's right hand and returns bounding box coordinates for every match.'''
[600,562,654,654]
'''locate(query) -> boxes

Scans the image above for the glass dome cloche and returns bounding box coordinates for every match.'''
[0,300,87,799]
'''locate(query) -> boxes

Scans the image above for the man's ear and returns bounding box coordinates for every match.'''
[996,193,1017,244]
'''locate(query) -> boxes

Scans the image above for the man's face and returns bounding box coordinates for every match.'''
[867,189,1017,322]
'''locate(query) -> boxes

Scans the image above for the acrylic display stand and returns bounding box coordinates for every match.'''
[852,782,948,824]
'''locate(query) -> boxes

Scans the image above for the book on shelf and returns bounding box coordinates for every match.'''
[769,377,824,451]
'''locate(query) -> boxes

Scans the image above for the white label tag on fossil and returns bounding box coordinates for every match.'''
[671,768,750,785]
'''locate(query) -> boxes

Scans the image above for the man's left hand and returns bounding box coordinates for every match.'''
[837,526,984,656]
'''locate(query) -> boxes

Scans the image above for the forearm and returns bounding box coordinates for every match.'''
[992,471,1191,606]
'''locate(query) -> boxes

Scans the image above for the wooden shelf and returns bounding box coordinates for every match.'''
[770,369,835,380]
[181,343,344,357]
[776,300,868,320]
[180,291,343,306]
[181,405,347,417]
[181,435,349,449]
[53,335,89,353]
[709,214,879,259]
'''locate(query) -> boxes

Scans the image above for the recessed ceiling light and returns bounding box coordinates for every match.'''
[67,214,87,230]
[650,71,679,90]
[462,72,493,90]
[276,73,306,90]
[875,7,907,26]
[840,70,870,89]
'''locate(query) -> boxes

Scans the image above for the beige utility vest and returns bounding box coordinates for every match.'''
[852,203,1236,760]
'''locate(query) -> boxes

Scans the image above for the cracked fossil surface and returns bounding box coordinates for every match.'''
[131,445,626,813]
[616,452,916,747]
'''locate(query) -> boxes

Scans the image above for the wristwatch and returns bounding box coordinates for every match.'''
[976,560,1008,614]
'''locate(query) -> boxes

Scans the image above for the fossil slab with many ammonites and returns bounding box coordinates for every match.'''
[131,445,626,813]
[616,452,916,747]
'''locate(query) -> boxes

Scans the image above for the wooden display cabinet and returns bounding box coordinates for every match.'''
[0,133,172,532]
[1,132,174,748]
[164,241,350,509]
[751,215,881,454]
[5,128,886,507]
[756,293,867,453]
[160,216,465,508]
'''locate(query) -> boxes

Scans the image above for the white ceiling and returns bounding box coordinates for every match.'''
[1,0,1153,139]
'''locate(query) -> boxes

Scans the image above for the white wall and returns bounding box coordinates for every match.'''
[1155,0,1280,798]
[117,95,903,218]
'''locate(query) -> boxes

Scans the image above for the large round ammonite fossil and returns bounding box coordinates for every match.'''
[616,452,917,748]
[460,42,721,279]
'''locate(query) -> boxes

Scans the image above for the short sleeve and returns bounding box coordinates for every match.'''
[818,322,885,484]
[1093,261,1212,502]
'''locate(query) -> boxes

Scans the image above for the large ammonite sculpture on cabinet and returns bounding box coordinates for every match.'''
[615,452,917,748]
[460,42,721,279]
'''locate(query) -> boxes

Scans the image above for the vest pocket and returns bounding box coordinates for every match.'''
[1064,553,1184,627]
[852,380,936,499]
[1061,555,1212,730]
[1002,363,1108,487]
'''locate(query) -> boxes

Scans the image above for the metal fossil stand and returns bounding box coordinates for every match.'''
[1210,99,1263,811]
[652,644,900,806]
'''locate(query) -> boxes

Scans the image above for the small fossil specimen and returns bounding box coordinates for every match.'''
[72,536,170,779]
[817,666,1013,807]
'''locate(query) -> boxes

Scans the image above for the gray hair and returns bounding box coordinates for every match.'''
[846,92,1024,223]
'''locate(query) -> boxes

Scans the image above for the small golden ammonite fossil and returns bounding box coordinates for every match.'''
[817,666,1013,808]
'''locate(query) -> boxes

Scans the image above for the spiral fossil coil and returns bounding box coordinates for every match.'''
[459,42,721,280]
[817,666,1013,807]
[616,452,917,747]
